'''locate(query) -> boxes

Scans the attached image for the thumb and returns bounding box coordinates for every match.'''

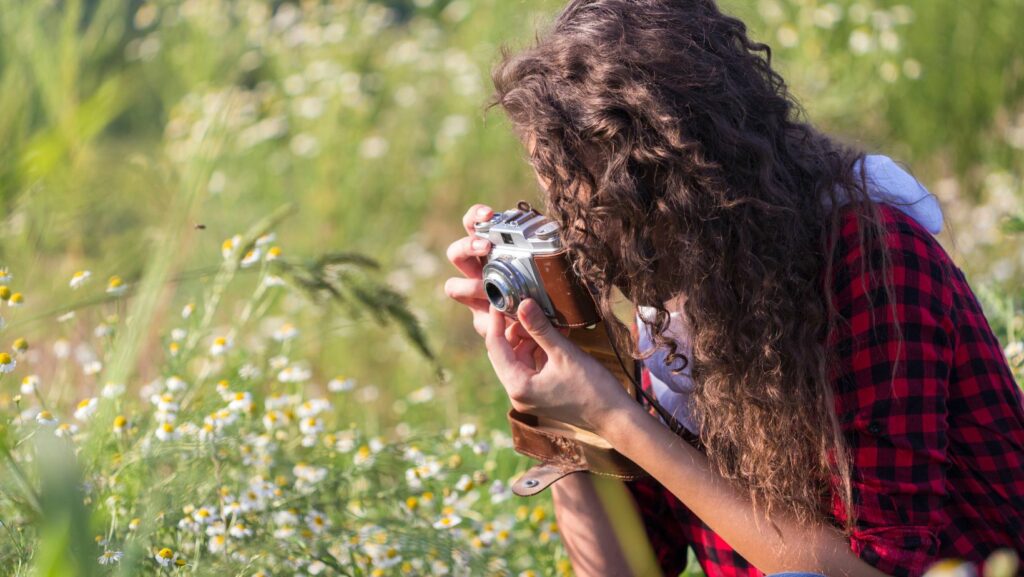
[517,298,569,352]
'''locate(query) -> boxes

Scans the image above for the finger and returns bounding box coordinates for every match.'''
[485,306,533,383]
[517,298,572,355]
[505,320,532,347]
[444,277,487,305]
[463,204,495,236]
[446,237,491,278]
[505,320,519,347]
[513,338,540,370]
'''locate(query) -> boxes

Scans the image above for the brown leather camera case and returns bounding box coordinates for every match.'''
[533,250,601,329]
[508,319,650,497]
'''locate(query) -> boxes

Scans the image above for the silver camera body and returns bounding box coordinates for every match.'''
[473,203,563,318]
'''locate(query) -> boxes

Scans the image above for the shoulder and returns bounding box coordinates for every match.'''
[831,202,957,317]
[835,202,950,267]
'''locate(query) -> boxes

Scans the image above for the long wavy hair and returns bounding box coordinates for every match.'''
[490,0,899,530]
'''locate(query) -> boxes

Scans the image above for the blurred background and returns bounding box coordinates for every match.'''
[0,0,1021,574]
[1,0,1021,434]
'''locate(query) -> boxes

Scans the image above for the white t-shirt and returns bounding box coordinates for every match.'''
[635,154,943,433]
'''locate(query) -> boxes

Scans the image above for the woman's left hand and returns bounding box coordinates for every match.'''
[483,298,635,435]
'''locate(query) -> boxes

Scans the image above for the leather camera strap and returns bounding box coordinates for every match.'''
[509,319,702,497]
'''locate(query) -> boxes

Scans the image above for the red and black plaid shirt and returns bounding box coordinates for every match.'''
[626,203,1024,577]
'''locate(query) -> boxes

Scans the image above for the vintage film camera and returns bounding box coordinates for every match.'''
[473,201,601,329]
[473,201,648,495]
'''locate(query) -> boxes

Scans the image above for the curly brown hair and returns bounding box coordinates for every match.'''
[490,0,901,530]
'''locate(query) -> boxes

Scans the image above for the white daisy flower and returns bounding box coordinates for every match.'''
[272,322,298,342]
[181,303,195,319]
[210,336,232,356]
[193,506,217,525]
[296,398,331,419]
[102,382,125,398]
[106,275,128,296]
[277,364,311,383]
[155,422,180,441]
[74,397,99,421]
[207,534,226,554]
[240,248,262,268]
[327,376,355,392]
[299,417,323,436]
[82,359,102,375]
[20,375,39,395]
[305,510,330,534]
[238,362,262,380]
[35,410,58,426]
[228,522,252,539]
[262,273,285,287]
[221,235,241,259]
[433,513,462,530]
[0,353,17,373]
[55,423,79,438]
[262,410,287,430]
[97,550,123,565]
[164,375,189,393]
[69,270,92,289]
[353,445,375,467]
[273,525,295,539]
[228,391,253,413]
[153,547,179,567]
[151,393,179,413]
[273,510,299,526]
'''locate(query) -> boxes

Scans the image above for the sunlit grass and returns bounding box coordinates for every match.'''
[0,0,1020,575]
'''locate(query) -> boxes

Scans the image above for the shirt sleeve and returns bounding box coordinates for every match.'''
[829,206,957,577]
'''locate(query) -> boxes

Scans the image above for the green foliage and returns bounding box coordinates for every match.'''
[0,0,1020,576]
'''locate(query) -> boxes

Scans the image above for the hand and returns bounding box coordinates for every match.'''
[444,203,543,346]
[484,298,635,435]
[444,204,496,338]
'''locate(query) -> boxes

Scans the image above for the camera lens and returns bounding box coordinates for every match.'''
[484,280,508,311]
[481,259,530,314]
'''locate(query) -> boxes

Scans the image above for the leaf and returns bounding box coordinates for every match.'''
[1001,214,1024,234]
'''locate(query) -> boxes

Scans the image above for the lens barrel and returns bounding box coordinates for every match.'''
[481,259,531,314]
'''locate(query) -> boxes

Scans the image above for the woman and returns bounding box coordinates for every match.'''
[443,1,1024,576]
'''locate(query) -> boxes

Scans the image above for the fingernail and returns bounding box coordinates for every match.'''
[477,207,492,218]
[472,239,490,251]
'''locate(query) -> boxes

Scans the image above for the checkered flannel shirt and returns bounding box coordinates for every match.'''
[625,203,1024,577]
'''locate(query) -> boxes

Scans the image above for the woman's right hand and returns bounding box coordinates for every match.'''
[444,204,498,339]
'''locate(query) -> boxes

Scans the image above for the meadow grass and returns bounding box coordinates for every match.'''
[0,0,1021,575]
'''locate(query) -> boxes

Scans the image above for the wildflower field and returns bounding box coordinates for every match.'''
[0,0,1021,576]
